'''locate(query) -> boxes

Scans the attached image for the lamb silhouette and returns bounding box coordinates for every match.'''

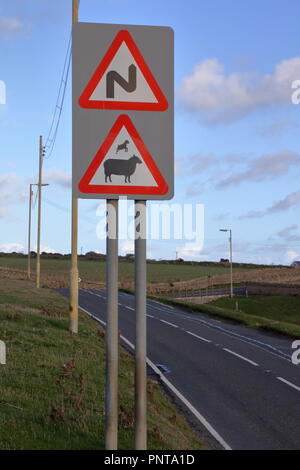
[116,140,129,153]
[104,155,142,183]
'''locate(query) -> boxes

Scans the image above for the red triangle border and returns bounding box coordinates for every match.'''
[78,114,169,195]
[78,30,168,111]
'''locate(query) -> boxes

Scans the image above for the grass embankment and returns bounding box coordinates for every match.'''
[140,292,300,339]
[0,279,204,450]
[0,256,253,284]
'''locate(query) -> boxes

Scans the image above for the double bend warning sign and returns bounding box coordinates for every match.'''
[79,30,168,112]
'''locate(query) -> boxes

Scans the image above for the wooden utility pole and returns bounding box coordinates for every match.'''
[36,136,43,288]
[69,0,79,333]
[27,184,33,280]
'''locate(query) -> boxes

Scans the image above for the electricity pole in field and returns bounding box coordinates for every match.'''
[36,137,49,288]
[29,181,48,282]
[69,0,79,333]
[27,184,33,280]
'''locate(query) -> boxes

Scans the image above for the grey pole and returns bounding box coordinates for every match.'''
[134,200,147,450]
[229,229,233,298]
[27,184,33,280]
[105,199,119,450]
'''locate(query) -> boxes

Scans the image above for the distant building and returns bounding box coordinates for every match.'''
[291,260,300,267]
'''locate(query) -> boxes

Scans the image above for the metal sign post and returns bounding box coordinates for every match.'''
[105,199,119,449]
[134,200,147,450]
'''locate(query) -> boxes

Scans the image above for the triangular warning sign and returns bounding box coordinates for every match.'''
[78,30,168,111]
[78,114,168,196]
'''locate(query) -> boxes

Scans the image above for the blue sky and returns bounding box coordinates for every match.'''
[1,0,300,264]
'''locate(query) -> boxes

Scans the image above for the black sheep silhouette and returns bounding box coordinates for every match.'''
[104,155,142,183]
[116,140,129,153]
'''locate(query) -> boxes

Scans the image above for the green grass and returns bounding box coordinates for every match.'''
[0,256,254,284]
[136,291,300,339]
[0,279,204,450]
[211,295,300,326]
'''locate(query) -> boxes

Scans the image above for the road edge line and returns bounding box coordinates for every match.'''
[79,304,232,451]
[223,348,259,367]
[277,376,300,392]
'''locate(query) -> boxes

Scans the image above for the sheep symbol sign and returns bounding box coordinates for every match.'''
[73,23,174,200]
[78,115,168,195]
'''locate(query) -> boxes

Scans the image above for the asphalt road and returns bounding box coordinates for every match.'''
[58,288,300,450]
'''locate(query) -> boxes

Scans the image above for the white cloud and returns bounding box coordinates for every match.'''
[33,245,56,254]
[277,224,300,241]
[239,189,300,219]
[0,17,23,36]
[182,149,300,195]
[190,154,218,173]
[179,57,300,124]
[239,210,264,220]
[176,242,205,260]
[0,80,6,105]
[284,250,299,263]
[256,119,298,139]
[0,242,24,253]
[185,186,202,197]
[120,240,134,255]
[43,168,71,188]
[214,212,230,221]
[0,173,27,217]
[268,190,300,213]
[217,151,300,188]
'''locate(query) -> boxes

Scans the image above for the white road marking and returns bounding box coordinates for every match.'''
[87,291,102,298]
[160,319,179,328]
[277,377,300,392]
[186,331,211,343]
[80,290,291,363]
[79,304,231,451]
[150,300,175,309]
[146,314,155,318]
[168,308,292,363]
[223,348,259,367]
[125,306,134,311]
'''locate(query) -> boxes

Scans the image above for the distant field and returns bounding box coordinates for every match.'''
[0,256,256,284]
[211,296,300,326]
[154,294,300,338]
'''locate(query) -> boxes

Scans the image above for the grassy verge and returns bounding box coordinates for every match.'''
[121,288,300,339]
[0,279,204,450]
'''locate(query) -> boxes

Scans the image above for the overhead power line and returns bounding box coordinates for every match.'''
[43,197,97,226]
[43,32,72,160]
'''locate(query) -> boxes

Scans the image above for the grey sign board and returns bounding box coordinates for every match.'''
[72,22,174,200]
